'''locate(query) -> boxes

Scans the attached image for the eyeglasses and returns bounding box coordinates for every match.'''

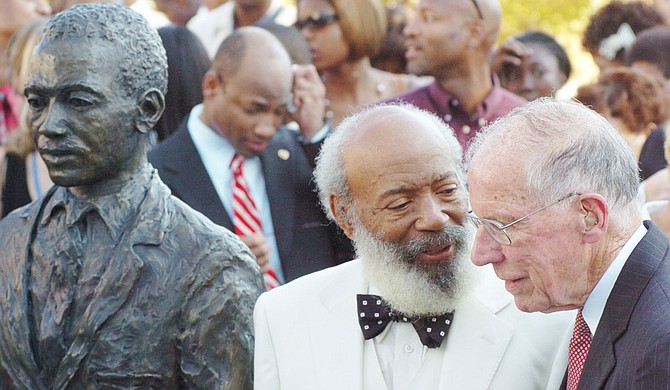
[294,12,339,31]
[467,192,580,246]
[470,0,483,19]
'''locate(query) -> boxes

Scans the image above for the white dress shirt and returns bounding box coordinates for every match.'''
[582,224,647,335]
[365,285,446,390]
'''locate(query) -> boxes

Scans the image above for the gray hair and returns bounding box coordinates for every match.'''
[40,3,168,98]
[314,103,463,223]
[466,97,640,229]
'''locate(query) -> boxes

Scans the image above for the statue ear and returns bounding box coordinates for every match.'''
[136,88,165,134]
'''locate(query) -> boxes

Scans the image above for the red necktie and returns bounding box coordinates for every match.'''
[567,310,592,390]
[230,153,280,290]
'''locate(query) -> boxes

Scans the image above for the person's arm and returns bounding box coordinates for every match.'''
[290,64,328,142]
[178,241,264,389]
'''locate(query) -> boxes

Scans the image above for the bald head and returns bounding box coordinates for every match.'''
[342,106,461,178]
[213,26,291,78]
[477,0,502,48]
[314,103,463,222]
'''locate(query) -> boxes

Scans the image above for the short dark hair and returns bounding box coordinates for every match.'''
[156,25,211,141]
[39,3,168,98]
[627,26,670,79]
[516,31,572,79]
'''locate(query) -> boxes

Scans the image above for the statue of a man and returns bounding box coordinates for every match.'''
[0,4,264,389]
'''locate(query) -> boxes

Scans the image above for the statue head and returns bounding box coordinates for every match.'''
[24,3,167,195]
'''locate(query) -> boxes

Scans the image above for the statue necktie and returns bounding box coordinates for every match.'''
[356,294,453,349]
[567,310,592,390]
[230,153,280,290]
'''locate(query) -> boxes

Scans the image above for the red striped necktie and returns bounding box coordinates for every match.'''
[230,153,280,290]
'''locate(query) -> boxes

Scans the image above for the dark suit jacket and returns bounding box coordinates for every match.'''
[0,172,264,389]
[561,221,670,389]
[148,120,353,282]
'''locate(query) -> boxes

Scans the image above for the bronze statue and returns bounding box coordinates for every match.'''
[0,3,264,389]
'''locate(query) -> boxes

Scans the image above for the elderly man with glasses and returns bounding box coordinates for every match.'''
[467,97,670,390]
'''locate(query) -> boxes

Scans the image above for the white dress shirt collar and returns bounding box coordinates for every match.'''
[582,224,647,335]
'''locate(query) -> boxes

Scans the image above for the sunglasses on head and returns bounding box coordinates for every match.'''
[294,12,339,31]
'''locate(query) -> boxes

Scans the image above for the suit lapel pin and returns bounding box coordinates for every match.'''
[278,149,290,161]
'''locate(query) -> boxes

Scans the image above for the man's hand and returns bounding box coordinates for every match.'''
[240,232,271,270]
[289,64,327,140]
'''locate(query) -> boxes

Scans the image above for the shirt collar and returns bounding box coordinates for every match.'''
[40,165,154,241]
[427,73,508,121]
[582,223,647,335]
[367,283,432,357]
[367,283,393,342]
[189,103,262,168]
[189,103,236,166]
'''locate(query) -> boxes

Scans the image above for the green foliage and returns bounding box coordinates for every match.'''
[499,0,609,42]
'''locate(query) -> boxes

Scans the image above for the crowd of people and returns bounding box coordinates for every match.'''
[2,0,670,389]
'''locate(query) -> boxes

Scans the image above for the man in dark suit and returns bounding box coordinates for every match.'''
[466,97,670,389]
[0,4,264,388]
[149,27,353,287]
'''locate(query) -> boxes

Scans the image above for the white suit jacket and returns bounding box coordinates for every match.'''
[254,260,573,390]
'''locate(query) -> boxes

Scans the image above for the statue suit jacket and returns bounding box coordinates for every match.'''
[561,221,670,389]
[0,172,264,389]
[148,120,353,282]
[254,260,574,390]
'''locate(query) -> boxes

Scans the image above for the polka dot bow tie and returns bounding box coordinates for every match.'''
[356,294,454,349]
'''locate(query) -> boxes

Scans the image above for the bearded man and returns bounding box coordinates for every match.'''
[253,103,573,390]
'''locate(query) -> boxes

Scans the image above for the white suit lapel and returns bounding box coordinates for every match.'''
[309,260,369,390]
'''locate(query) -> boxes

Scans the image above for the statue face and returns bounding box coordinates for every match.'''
[24,38,142,193]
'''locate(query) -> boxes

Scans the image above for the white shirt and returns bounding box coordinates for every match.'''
[187,104,285,282]
[187,0,296,58]
[582,224,647,335]
[365,285,446,390]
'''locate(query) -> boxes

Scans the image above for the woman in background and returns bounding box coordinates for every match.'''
[491,31,571,101]
[296,0,428,127]
[583,1,663,71]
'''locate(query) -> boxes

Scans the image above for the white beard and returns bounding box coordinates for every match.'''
[353,218,480,317]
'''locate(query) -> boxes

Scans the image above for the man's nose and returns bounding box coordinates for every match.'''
[414,197,449,232]
[471,227,505,266]
[38,104,68,137]
[521,72,535,91]
[254,115,278,140]
[403,19,417,39]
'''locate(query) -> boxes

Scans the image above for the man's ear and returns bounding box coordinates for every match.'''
[202,69,222,99]
[331,193,354,239]
[136,88,165,134]
[579,193,609,244]
[468,19,487,48]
